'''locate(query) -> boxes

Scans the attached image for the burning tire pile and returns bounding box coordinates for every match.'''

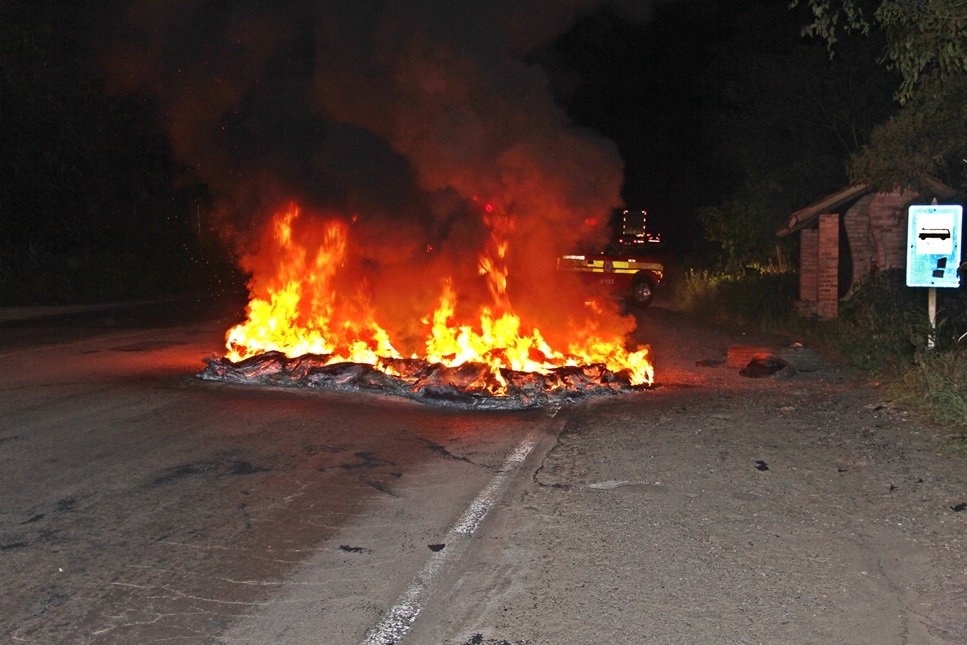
[198,204,655,408]
[198,351,648,410]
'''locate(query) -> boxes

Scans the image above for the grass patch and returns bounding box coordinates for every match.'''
[831,271,967,435]
[891,350,967,432]
[823,270,924,373]
[665,267,799,331]
[934,433,967,459]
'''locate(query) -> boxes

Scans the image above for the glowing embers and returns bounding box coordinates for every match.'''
[198,351,645,410]
[205,202,655,408]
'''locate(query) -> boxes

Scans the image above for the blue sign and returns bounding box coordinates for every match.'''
[906,204,962,288]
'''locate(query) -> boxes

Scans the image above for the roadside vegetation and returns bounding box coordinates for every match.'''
[840,273,967,451]
[668,266,967,443]
[656,0,967,447]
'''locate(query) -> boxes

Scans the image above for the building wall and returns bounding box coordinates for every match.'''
[817,213,840,318]
[795,187,928,317]
[800,228,818,306]
[842,194,874,298]
[868,189,918,271]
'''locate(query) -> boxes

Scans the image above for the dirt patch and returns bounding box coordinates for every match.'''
[430,306,967,644]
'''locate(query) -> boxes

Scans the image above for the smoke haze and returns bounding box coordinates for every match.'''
[99,0,657,351]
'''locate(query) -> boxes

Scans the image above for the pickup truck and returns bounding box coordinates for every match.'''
[557,242,664,308]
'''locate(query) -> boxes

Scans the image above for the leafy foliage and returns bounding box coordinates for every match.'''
[670,268,799,330]
[829,269,966,363]
[792,0,967,98]
[830,269,926,370]
[850,73,967,191]
[793,0,875,53]
[817,269,967,433]
[696,179,796,272]
[791,0,967,190]
[875,0,967,103]
[696,2,894,268]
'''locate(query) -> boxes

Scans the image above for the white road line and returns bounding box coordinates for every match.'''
[361,432,541,645]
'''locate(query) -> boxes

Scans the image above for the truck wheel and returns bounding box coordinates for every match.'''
[629,275,656,308]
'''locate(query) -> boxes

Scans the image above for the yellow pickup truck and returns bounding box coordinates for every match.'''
[557,242,664,308]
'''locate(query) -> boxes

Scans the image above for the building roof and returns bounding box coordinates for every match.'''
[776,177,957,238]
[776,184,870,237]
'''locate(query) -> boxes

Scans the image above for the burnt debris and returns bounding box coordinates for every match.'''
[197,351,648,410]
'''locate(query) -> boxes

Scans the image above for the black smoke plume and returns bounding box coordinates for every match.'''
[98,0,656,350]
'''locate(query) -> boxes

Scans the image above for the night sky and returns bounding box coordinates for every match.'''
[1,0,865,304]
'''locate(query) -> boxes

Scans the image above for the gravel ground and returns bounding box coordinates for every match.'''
[406,305,967,645]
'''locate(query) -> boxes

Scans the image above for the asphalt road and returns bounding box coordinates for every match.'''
[1,298,965,644]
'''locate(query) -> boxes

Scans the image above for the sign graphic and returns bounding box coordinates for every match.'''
[906,204,962,288]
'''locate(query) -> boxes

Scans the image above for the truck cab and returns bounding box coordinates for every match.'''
[557,209,665,308]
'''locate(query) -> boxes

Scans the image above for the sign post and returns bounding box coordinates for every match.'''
[906,203,963,348]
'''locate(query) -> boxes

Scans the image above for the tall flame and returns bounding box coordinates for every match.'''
[224,202,654,392]
[225,204,401,364]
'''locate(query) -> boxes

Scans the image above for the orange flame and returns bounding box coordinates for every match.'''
[224,202,654,392]
[225,204,400,364]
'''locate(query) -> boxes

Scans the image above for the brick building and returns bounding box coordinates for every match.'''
[777,179,955,318]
